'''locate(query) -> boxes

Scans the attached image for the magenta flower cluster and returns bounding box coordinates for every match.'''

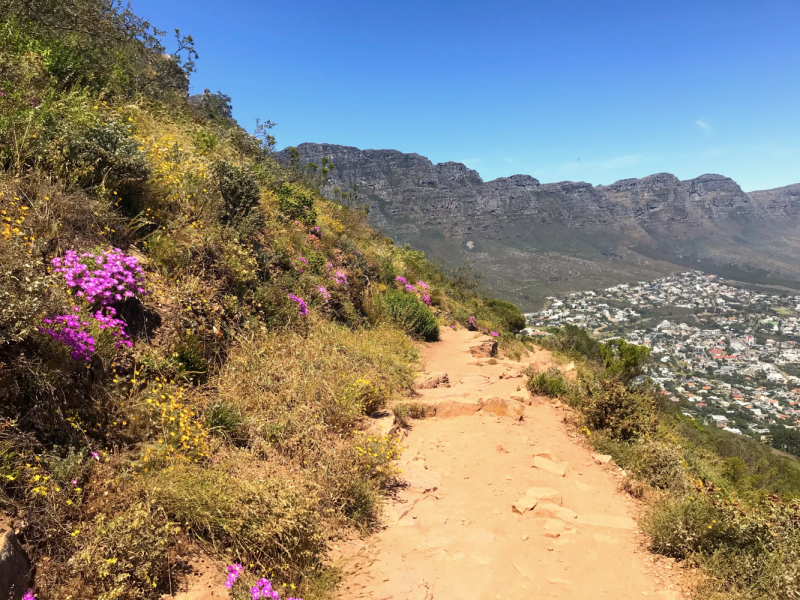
[223,565,302,600]
[38,311,96,361]
[224,564,244,589]
[22,590,34,600]
[416,280,430,290]
[316,286,331,301]
[42,249,144,360]
[287,293,308,316]
[395,276,407,285]
[51,248,146,305]
[422,294,431,305]
[469,316,477,327]
[403,284,417,293]
[250,577,280,599]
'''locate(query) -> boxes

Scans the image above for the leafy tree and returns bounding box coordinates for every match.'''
[600,338,650,384]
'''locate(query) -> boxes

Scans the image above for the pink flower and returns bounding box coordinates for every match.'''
[316,286,331,301]
[417,280,430,290]
[287,294,308,316]
[395,276,407,285]
[224,564,244,589]
[491,331,498,337]
[91,452,99,460]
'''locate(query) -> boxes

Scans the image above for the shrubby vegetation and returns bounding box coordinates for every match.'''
[527,325,800,600]
[0,2,525,598]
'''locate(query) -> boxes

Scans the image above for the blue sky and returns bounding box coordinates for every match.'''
[132,0,799,191]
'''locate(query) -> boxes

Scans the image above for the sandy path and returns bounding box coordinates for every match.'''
[338,328,686,600]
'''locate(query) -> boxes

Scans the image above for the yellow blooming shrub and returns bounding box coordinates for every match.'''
[134,379,210,471]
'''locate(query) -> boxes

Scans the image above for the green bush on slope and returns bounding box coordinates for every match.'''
[375,289,439,341]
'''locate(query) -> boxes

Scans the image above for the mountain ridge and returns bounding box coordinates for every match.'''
[283,143,800,309]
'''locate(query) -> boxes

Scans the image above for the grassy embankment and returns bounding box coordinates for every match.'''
[527,325,800,600]
[0,2,527,598]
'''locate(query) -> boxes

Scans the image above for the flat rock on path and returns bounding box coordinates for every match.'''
[338,328,686,600]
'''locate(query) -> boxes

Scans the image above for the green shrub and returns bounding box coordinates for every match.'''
[213,159,261,224]
[526,367,568,397]
[146,463,323,580]
[582,379,658,441]
[595,436,689,492]
[72,503,177,600]
[600,338,650,384]
[539,324,602,362]
[393,402,425,428]
[486,298,526,331]
[205,399,246,442]
[376,290,439,341]
[276,182,317,226]
[173,334,208,383]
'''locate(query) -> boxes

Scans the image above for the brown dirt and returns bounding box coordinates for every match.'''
[337,327,690,600]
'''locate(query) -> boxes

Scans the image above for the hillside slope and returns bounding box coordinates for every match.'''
[286,143,800,309]
[0,4,528,599]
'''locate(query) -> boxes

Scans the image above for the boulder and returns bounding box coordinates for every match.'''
[533,456,566,477]
[513,486,562,514]
[524,487,562,505]
[512,496,538,514]
[470,340,498,358]
[0,529,31,599]
[435,401,482,418]
[591,453,613,465]
[416,372,450,390]
[480,397,525,419]
[534,502,577,521]
[534,449,557,461]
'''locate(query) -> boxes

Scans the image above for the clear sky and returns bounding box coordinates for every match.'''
[131,0,799,192]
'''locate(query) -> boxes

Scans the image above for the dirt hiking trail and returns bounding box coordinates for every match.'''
[338,327,687,600]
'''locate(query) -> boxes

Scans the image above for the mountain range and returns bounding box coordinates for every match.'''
[283,143,800,310]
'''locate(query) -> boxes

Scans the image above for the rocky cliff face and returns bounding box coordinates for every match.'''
[282,143,800,309]
[287,143,788,232]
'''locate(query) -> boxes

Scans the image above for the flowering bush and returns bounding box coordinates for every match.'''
[51,248,146,305]
[395,276,407,285]
[38,310,96,360]
[287,294,308,316]
[224,565,303,600]
[135,378,210,468]
[225,563,243,588]
[316,286,330,301]
[42,248,145,359]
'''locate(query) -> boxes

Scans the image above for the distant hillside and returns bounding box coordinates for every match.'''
[284,143,800,310]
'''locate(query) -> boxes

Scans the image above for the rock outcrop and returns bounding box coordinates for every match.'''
[0,529,31,599]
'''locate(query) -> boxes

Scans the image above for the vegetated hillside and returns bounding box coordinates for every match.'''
[0,3,528,599]
[284,143,800,310]
[528,326,800,600]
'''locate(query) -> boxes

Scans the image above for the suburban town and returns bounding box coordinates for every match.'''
[524,272,800,451]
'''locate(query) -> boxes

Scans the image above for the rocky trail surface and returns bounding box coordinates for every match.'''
[336,328,688,600]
